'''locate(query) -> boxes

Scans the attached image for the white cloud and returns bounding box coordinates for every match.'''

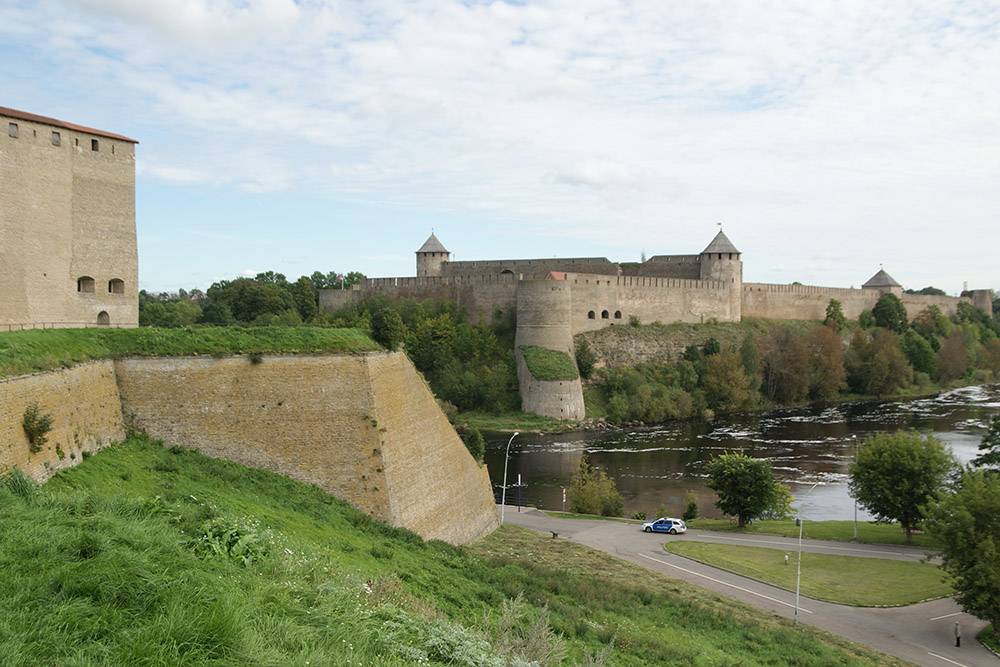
[4,0,999,290]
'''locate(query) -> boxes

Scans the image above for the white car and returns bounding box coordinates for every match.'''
[642,517,687,535]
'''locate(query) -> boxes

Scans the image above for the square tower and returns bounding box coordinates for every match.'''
[0,106,138,330]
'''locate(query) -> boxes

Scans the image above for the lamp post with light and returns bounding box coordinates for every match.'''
[500,432,520,525]
[794,481,820,625]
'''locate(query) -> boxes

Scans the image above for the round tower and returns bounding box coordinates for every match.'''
[415,233,450,277]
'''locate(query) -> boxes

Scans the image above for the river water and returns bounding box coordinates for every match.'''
[484,385,1000,521]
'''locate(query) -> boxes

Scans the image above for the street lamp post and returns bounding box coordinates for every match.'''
[852,435,859,540]
[794,481,820,625]
[500,432,520,525]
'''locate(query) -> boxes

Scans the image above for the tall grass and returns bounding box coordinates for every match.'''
[0,438,900,665]
[519,346,579,381]
[0,327,379,379]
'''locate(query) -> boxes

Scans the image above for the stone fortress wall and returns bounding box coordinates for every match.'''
[319,231,992,419]
[0,352,498,545]
[1,107,139,330]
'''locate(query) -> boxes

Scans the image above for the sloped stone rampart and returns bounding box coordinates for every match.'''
[0,361,125,481]
[114,353,498,544]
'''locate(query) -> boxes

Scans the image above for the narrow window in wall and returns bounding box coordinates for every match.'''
[601,310,610,319]
[51,131,61,146]
[91,138,99,151]
[8,122,17,138]
[108,278,125,294]
[77,276,95,293]
[614,310,622,319]
[587,310,596,319]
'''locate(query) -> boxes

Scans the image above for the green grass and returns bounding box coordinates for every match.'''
[0,437,902,666]
[980,625,999,654]
[519,345,579,381]
[0,326,379,378]
[665,542,952,607]
[454,410,573,433]
[687,518,941,548]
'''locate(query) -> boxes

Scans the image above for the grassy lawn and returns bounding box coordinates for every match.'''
[542,510,640,523]
[0,437,901,666]
[666,542,952,607]
[454,409,575,433]
[687,518,941,548]
[980,625,999,654]
[0,326,379,378]
[519,345,579,381]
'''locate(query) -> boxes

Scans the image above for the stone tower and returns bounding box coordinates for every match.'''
[415,233,450,277]
[862,269,903,296]
[700,230,742,318]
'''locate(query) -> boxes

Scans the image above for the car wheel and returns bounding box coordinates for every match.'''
[669,529,677,535]
[644,527,652,533]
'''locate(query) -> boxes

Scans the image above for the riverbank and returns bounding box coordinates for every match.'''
[466,380,992,434]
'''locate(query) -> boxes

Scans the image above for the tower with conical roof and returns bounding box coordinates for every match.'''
[699,229,743,319]
[416,233,450,277]
[862,268,903,296]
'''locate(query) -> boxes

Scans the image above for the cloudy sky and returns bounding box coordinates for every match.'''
[3,0,998,293]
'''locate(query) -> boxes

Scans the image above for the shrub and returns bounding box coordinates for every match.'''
[22,403,54,454]
[2,468,37,498]
[631,511,647,520]
[575,339,597,380]
[628,315,641,327]
[248,352,264,364]
[371,308,407,351]
[458,427,486,463]
[192,516,271,566]
[682,491,699,522]
[568,455,623,517]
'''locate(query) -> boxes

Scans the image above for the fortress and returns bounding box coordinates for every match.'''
[1,106,138,330]
[321,232,994,419]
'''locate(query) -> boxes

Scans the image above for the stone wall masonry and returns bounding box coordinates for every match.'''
[742,283,971,321]
[115,353,497,544]
[0,361,125,482]
[441,257,618,278]
[515,352,586,420]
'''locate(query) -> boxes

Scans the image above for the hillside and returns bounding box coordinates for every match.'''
[0,437,899,665]
[0,327,379,379]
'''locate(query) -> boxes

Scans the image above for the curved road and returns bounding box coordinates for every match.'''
[501,507,995,667]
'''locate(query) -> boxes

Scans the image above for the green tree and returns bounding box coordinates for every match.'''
[911,305,950,343]
[702,351,756,414]
[845,329,912,396]
[807,325,846,401]
[849,432,956,542]
[371,308,407,351]
[901,329,937,376]
[924,470,1000,633]
[567,455,624,517]
[872,293,908,333]
[858,309,875,329]
[575,339,597,380]
[905,286,947,296]
[824,299,847,331]
[937,328,971,382]
[762,329,810,403]
[705,452,789,528]
[288,276,318,321]
[972,415,1000,469]
[739,335,760,387]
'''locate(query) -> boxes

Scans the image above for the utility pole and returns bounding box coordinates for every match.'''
[499,432,520,525]
[852,435,859,540]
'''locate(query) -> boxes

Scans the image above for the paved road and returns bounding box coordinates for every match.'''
[501,507,995,667]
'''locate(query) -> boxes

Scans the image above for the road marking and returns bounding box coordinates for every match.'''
[693,533,916,558]
[927,651,968,666]
[929,612,964,621]
[637,553,813,614]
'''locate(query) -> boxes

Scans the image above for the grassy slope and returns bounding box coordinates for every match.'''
[981,625,999,654]
[666,542,951,607]
[688,518,940,548]
[454,410,571,433]
[0,327,379,378]
[0,438,899,666]
[519,345,579,381]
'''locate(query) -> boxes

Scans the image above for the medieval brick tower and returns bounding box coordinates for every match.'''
[415,233,450,277]
[1,106,138,330]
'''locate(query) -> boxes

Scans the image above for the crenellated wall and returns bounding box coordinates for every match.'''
[742,283,973,321]
[0,353,498,545]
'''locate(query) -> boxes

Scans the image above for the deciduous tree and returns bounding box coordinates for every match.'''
[925,470,1000,633]
[567,455,624,517]
[872,293,908,333]
[849,432,956,542]
[702,351,756,414]
[807,325,846,401]
[824,299,847,331]
[973,415,1000,469]
[705,452,789,528]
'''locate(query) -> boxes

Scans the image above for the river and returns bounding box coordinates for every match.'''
[484,384,1000,521]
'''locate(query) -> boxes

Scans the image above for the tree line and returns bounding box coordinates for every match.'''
[585,293,1000,424]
